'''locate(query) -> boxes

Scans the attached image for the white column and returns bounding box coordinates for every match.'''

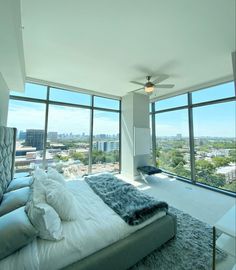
[0,73,9,126]
[121,92,151,180]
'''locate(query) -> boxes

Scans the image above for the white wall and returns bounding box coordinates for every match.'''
[0,73,9,126]
[0,0,25,92]
[121,93,150,179]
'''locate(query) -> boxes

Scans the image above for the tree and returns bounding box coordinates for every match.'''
[223,181,236,192]
[170,150,186,167]
[55,154,69,162]
[229,149,236,163]
[195,159,215,173]
[71,152,84,160]
[212,156,230,168]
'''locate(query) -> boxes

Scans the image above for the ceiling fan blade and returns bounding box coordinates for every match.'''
[128,87,144,93]
[152,74,169,84]
[155,84,175,88]
[130,81,145,86]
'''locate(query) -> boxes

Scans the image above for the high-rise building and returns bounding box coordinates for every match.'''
[176,133,182,140]
[25,129,44,150]
[47,131,58,141]
[19,130,26,140]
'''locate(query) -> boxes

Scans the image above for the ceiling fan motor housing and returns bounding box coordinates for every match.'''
[145,81,154,88]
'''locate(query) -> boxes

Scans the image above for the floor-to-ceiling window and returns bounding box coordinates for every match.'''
[8,83,121,178]
[152,81,236,194]
[153,94,191,179]
[8,83,47,172]
[192,82,236,192]
[92,97,120,173]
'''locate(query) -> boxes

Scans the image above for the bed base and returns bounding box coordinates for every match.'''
[63,213,176,270]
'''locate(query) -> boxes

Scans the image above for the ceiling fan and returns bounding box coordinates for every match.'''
[130,75,174,94]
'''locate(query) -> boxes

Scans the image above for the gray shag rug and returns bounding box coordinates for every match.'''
[130,206,226,270]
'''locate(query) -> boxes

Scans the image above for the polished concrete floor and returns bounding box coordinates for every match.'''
[119,173,236,270]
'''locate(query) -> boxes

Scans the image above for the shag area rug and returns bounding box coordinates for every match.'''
[130,206,226,270]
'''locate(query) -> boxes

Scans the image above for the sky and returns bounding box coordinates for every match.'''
[8,82,235,138]
[11,83,120,109]
[8,100,119,135]
[9,83,120,135]
[155,101,235,137]
[155,82,236,138]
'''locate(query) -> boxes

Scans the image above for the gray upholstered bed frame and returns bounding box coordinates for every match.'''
[64,213,176,270]
[0,126,177,270]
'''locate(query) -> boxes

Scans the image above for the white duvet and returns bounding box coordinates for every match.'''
[0,180,166,270]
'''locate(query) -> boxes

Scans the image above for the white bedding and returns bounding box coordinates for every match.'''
[0,179,166,270]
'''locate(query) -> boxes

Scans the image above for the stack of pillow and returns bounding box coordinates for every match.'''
[0,168,77,260]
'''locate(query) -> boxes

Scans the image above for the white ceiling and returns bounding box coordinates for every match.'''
[21,0,235,98]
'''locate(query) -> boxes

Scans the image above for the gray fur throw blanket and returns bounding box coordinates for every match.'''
[85,173,168,225]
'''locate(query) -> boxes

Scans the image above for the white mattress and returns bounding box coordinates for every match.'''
[0,180,166,270]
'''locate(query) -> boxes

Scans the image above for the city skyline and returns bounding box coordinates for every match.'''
[8,81,235,137]
[9,99,235,138]
[8,99,120,135]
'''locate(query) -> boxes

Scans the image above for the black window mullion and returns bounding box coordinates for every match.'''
[188,92,196,183]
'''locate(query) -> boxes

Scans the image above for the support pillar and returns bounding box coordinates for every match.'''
[121,92,151,180]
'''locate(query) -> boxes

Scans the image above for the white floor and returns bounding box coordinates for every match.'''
[118,173,236,270]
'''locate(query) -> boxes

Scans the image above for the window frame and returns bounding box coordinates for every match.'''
[151,80,236,196]
[9,82,121,176]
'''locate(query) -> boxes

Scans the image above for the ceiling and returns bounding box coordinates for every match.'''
[21,0,235,98]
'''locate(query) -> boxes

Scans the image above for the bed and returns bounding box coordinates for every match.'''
[0,126,177,270]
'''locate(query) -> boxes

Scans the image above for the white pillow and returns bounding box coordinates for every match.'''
[47,167,66,186]
[33,168,47,182]
[25,169,64,241]
[45,179,77,221]
[32,178,46,204]
[26,201,63,241]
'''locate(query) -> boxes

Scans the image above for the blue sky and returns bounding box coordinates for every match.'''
[9,83,120,135]
[155,101,235,137]
[9,82,235,137]
[155,82,235,138]
[8,100,120,135]
[11,83,120,109]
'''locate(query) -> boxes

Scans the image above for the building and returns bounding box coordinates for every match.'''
[176,134,182,140]
[47,132,58,141]
[25,129,44,150]
[95,141,119,152]
[18,130,26,140]
[15,146,36,156]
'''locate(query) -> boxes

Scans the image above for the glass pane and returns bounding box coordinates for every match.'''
[193,101,236,193]
[94,96,120,110]
[192,81,235,104]
[46,105,90,179]
[7,100,46,172]
[155,109,191,179]
[150,114,154,163]
[49,88,91,106]
[10,83,47,100]
[155,94,187,111]
[149,103,152,113]
[92,110,120,173]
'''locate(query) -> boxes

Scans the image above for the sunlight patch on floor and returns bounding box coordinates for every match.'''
[138,186,151,191]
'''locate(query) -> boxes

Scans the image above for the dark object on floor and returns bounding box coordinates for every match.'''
[137,166,162,175]
[137,166,162,182]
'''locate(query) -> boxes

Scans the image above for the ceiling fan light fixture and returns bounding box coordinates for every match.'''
[144,85,154,93]
[144,81,155,93]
